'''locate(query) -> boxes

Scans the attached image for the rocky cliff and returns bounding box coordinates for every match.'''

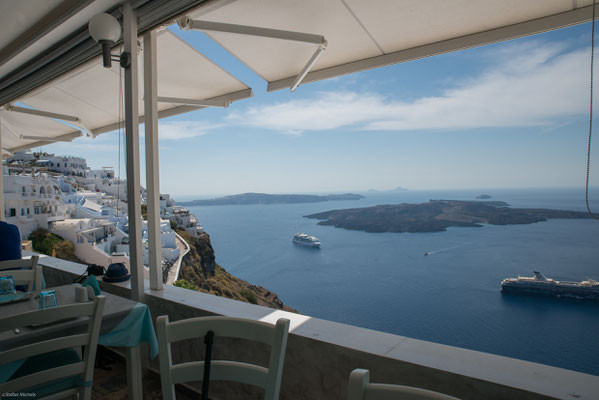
[176,230,296,312]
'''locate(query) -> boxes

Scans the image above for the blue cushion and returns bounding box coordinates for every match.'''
[0,222,21,262]
[8,349,86,398]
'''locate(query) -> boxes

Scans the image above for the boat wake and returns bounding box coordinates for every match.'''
[424,246,461,256]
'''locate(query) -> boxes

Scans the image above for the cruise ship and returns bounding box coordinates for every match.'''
[501,271,599,300]
[292,233,321,248]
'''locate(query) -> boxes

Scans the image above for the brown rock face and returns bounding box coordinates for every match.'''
[176,230,296,312]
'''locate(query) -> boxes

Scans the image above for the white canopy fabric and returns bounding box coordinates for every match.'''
[1,29,252,153]
[187,0,595,91]
[0,107,78,152]
[2,0,597,154]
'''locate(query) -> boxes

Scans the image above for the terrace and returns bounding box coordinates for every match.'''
[1,1,599,399]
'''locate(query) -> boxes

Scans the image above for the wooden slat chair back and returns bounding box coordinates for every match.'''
[157,315,290,400]
[348,369,461,400]
[0,255,42,294]
[0,295,105,400]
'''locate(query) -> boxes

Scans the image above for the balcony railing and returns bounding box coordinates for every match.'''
[36,253,599,400]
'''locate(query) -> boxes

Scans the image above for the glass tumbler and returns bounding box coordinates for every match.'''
[0,276,16,294]
[38,290,58,309]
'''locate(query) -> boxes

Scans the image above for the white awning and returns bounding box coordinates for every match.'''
[1,29,252,152]
[0,107,79,153]
[183,0,595,91]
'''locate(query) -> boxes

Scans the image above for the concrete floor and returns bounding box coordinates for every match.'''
[91,347,194,400]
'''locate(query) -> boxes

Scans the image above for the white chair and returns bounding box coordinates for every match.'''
[348,369,461,400]
[157,315,290,400]
[0,295,106,400]
[0,255,42,294]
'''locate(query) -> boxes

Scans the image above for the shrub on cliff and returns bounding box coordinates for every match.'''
[29,229,79,262]
[239,288,258,304]
[173,279,199,291]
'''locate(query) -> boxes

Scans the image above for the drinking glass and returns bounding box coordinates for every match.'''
[38,290,58,309]
[0,276,16,294]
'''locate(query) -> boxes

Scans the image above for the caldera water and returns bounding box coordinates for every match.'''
[184,188,599,375]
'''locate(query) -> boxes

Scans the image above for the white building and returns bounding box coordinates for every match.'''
[8,151,87,177]
[160,193,176,214]
[3,172,67,238]
[42,154,87,177]
[86,167,115,179]
[168,205,204,236]
[50,218,129,268]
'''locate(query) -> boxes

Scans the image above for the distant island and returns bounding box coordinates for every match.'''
[304,200,590,233]
[179,192,365,206]
[367,186,408,193]
[476,194,492,199]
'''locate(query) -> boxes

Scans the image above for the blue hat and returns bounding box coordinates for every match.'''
[103,263,130,283]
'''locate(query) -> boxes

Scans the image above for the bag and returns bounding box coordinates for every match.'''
[73,264,105,284]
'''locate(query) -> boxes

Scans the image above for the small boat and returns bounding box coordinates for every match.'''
[292,233,321,248]
[424,252,431,256]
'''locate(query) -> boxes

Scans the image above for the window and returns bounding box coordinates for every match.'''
[20,209,24,216]
[10,208,16,217]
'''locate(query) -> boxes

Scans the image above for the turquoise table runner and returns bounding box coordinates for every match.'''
[0,286,159,384]
[0,292,28,304]
[98,302,159,359]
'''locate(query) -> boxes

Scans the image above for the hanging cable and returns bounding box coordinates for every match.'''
[586,0,599,220]
[116,57,123,220]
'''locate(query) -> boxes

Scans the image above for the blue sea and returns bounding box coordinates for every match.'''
[184,188,599,376]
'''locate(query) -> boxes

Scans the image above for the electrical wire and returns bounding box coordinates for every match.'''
[116,58,122,219]
[586,0,599,220]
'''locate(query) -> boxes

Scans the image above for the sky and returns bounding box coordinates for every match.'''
[42,22,598,197]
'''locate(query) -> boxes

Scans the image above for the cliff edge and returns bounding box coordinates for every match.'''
[175,230,296,312]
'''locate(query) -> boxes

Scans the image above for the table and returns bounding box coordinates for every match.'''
[0,285,158,399]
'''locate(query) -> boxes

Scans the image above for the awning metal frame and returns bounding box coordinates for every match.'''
[157,96,230,108]
[1,111,82,147]
[4,104,95,137]
[177,17,328,91]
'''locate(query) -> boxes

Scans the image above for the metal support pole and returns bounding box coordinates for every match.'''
[123,3,145,399]
[123,1,144,302]
[201,330,215,400]
[0,121,4,222]
[143,30,163,291]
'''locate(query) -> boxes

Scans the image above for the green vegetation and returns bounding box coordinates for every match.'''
[173,279,199,291]
[240,288,258,304]
[29,229,79,262]
[170,220,177,230]
[141,204,147,219]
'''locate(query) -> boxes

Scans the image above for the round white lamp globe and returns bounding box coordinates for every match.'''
[88,13,121,43]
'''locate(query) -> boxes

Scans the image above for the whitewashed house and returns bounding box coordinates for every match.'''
[2,171,67,238]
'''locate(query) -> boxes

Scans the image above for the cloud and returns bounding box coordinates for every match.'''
[139,121,217,140]
[229,41,590,134]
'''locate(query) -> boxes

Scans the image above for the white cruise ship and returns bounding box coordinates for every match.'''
[292,233,321,248]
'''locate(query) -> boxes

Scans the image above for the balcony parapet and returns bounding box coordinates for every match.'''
[36,252,599,400]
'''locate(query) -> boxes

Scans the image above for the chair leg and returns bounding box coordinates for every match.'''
[81,385,92,400]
